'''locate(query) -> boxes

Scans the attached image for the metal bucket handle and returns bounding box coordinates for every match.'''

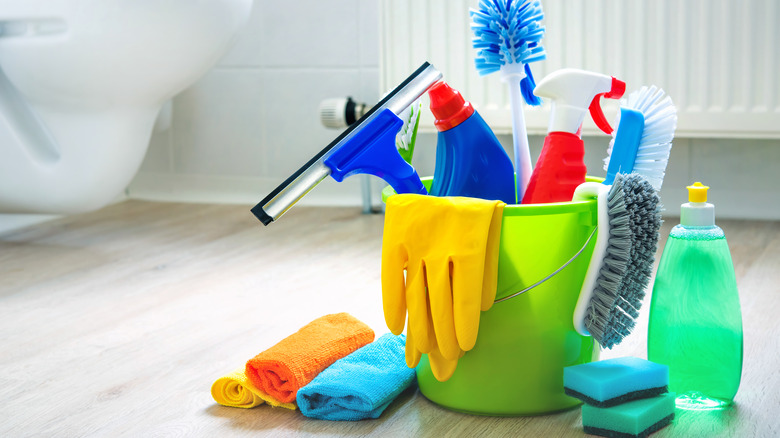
[493,226,598,304]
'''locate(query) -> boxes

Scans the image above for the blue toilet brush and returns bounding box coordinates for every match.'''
[470,0,546,202]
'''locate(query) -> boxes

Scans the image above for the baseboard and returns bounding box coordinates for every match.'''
[4,171,772,238]
[0,192,129,236]
[127,172,778,221]
[126,171,373,208]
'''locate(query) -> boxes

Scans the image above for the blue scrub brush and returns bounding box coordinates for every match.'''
[470,0,546,202]
[604,86,677,190]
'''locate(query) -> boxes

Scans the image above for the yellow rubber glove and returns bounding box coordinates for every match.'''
[382,194,504,380]
[428,346,463,382]
[405,310,463,382]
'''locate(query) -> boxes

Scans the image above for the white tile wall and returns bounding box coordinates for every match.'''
[128,0,382,210]
[171,69,265,177]
[126,0,780,221]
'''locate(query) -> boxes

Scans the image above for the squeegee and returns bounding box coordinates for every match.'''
[251,62,442,225]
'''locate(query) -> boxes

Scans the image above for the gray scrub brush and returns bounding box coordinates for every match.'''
[572,173,662,349]
[600,173,661,348]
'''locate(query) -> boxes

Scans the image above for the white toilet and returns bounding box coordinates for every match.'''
[0,0,252,214]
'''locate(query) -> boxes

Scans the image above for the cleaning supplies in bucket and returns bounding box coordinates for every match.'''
[647,182,743,410]
[381,194,504,382]
[382,180,602,415]
[523,68,626,204]
[428,81,516,204]
[470,0,546,201]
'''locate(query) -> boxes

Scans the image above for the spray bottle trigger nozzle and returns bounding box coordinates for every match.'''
[588,77,626,135]
[605,77,627,99]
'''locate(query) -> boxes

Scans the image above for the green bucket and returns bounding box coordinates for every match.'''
[382,177,600,416]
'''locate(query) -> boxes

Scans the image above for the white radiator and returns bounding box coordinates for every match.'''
[379,0,780,138]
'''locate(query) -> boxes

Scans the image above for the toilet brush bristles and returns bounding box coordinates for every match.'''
[470,0,546,106]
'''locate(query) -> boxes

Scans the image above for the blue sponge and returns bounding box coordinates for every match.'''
[564,357,668,407]
[582,392,675,438]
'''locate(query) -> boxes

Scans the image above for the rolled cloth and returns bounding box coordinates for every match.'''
[245,313,375,403]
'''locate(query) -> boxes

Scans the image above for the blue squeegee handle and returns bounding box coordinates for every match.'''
[603,107,644,186]
[325,109,427,196]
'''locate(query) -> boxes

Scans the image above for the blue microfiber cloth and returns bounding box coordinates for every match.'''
[296,333,415,421]
[564,356,669,407]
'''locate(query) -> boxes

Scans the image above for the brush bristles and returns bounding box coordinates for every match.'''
[620,173,662,308]
[396,99,422,151]
[604,86,678,191]
[583,181,632,347]
[585,173,662,349]
[470,0,546,76]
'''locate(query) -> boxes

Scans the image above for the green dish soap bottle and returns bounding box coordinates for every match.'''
[648,182,743,410]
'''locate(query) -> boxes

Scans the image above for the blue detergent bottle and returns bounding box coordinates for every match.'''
[428,81,516,204]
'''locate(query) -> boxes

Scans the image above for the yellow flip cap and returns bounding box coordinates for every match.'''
[687,182,709,203]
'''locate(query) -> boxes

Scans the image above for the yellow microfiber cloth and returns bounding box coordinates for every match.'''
[211,368,296,409]
[382,194,504,382]
[246,313,375,404]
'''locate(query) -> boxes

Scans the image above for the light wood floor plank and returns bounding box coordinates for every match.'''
[1,200,776,437]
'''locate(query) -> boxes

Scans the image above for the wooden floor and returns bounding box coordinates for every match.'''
[1,200,778,437]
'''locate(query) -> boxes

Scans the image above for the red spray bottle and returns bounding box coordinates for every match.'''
[522,69,625,204]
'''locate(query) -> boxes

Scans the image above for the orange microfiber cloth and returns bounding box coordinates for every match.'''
[245,313,375,404]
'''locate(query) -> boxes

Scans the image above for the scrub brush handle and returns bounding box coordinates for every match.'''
[508,79,532,203]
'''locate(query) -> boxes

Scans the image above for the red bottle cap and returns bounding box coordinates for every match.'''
[428,81,474,131]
